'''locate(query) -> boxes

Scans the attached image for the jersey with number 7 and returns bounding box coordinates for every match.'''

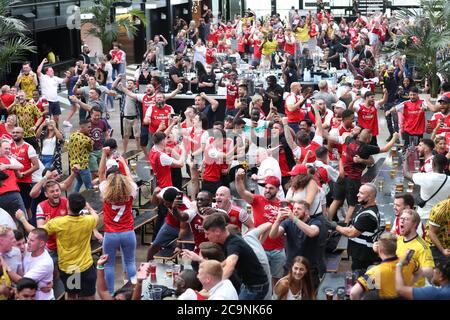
[101,182,138,232]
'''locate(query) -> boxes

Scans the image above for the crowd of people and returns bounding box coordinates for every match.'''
[0,4,449,301]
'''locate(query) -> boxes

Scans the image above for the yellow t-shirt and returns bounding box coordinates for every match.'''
[357,257,418,299]
[295,26,310,42]
[17,73,37,99]
[396,235,434,287]
[69,131,93,170]
[261,39,278,56]
[44,215,96,273]
[0,265,12,300]
[47,52,56,64]
[426,199,450,249]
[13,103,42,138]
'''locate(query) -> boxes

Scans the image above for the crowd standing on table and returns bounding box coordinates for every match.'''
[0,5,450,301]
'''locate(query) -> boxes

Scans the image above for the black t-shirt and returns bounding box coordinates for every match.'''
[283,67,299,91]
[262,84,284,114]
[347,204,380,264]
[344,137,380,179]
[223,233,268,286]
[327,43,341,69]
[200,104,216,129]
[169,65,185,92]
[198,73,216,95]
[281,217,324,271]
[236,96,252,118]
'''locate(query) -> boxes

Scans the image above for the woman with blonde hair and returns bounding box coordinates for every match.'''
[98,146,138,294]
[274,256,316,300]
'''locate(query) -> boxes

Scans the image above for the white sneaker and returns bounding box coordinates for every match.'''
[63,121,73,127]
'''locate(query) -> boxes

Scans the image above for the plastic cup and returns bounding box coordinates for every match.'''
[385,220,392,232]
[345,272,354,295]
[149,261,157,274]
[407,182,414,193]
[414,160,421,172]
[325,288,335,300]
[377,178,384,190]
[149,287,162,300]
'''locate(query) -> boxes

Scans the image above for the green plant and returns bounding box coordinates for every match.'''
[384,0,450,97]
[82,0,147,53]
[0,0,36,78]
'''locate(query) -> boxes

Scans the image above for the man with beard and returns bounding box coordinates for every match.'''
[117,78,182,156]
[15,62,38,100]
[260,75,284,115]
[395,209,434,287]
[10,127,39,217]
[326,183,382,276]
[386,87,428,148]
[427,93,450,136]
[235,169,284,288]
[171,191,227,257]
[284,82,313,133]
[214,186,254,232]
[7,91,42,153]
[349,90,388,146]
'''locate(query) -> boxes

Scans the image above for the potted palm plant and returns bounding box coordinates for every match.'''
[82,0,147,55]
[384,0,450,97]
[0,0,36,82]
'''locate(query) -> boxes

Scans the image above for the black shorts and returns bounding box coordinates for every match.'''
[48,101,62,116]
[59,264,97,297]
[201,180,222,195]
[344,177,361,206]
[332,178,347,201]
[18,182,32,210]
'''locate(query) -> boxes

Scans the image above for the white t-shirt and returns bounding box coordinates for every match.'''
[104,62,113,84]
[285,186,323,215]
[39,74,65,102]
[0,208,16,230]
[412,172,450,220]
[23,250,55,300]
[178,288,199,300]
[193,45,207,66]
[208,279,239,300]
[257,157,284,199]
[32,159,45,184]
[42,136,56,156]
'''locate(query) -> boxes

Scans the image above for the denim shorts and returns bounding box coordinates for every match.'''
[265,249,286,279]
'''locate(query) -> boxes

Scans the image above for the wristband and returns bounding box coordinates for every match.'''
[293,217,299,224]
[396,262,403,268]
[96,265,105,270]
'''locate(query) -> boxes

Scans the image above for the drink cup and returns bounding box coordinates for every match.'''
[149,288,162,300]
[390,169,396,179]
[325,288,335,300]
[391,146,397,158]
[385,220,392,231]
[149,261,157,274]
[345,272,354,295]
[414,160,421,172]
[407,182,414,193]
[377,178,384,190]
[172,264,181,286]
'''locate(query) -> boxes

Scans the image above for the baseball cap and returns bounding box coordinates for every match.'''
[264,176,280,188]
[437,92,450,103]
[333,100,347,110]
[288,164,308,176]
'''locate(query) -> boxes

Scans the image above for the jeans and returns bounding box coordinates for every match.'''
[41,154,54,169]
[103,230,137,294]
[105,83,114,111]
[112,63,125,81]
[74,169,93,192]
[0,191,26,217]
[239,281,270,300]
[384,103,399,136]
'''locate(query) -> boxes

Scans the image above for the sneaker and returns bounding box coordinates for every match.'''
[63,120,73,127]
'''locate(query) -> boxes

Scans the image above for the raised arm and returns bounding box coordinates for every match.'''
[379,132,399,153]
[200,92,219,111]
[281,117,298,151]
[235,168,254,204]
[164,83,183,100]
[37,58,48,77]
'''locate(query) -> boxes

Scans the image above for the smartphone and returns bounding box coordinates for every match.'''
[280,200,289,208]
[404,249,415,265]
[137,262,150,280]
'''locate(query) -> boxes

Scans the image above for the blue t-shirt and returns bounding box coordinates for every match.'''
[201,104,216,129]
[412,284,450,300]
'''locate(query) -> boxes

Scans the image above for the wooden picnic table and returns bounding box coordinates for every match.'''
[317,272,347,300]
